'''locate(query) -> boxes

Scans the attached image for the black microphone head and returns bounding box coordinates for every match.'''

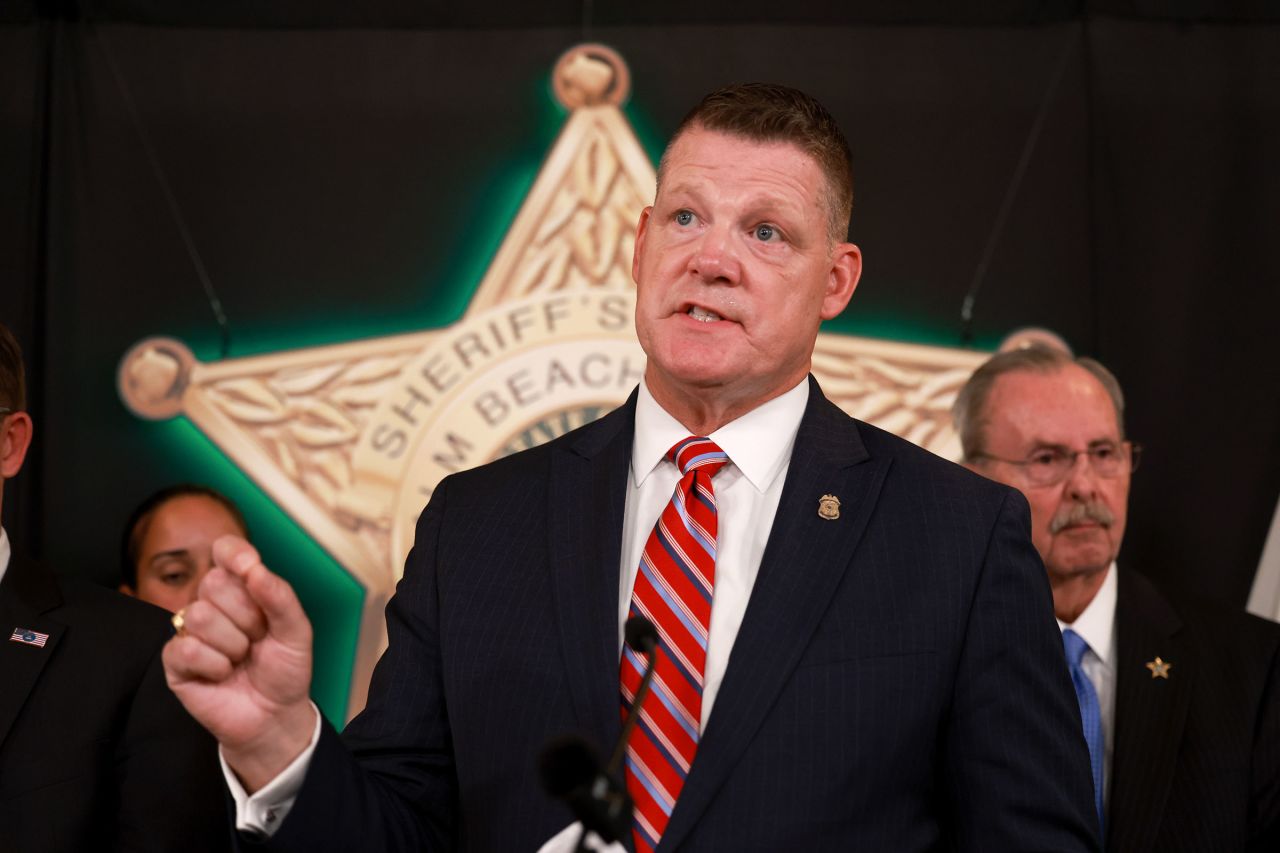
[624,615,658,655]
[539,735,600,798]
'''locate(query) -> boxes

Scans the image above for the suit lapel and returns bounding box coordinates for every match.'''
[660,382,885,851]
[1106,569,1191,853]
[0,555,66,752]
[547,395,636,757]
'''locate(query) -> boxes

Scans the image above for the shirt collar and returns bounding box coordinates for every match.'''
[632,377,810,493]
[0,526,9,586]
[1057,561,1117,667]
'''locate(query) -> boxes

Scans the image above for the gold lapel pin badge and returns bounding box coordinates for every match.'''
[1145,656,1172,679]
[818,494,841,520]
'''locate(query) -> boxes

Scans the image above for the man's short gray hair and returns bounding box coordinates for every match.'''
[952,345,1126,461]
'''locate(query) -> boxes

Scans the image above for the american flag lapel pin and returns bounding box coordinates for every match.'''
[9,627,49,648]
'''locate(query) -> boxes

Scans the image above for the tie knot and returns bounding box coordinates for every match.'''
[669,436,729,477]
[1061,628,1090,666]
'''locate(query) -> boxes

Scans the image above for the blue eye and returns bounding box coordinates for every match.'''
[675,210,694,226]
[754,224,777,242]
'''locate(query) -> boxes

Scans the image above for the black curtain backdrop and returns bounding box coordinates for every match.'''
[2,3,1278,712]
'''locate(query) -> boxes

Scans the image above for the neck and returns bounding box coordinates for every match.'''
[645,369,806,436]
[1050,565,1110,623]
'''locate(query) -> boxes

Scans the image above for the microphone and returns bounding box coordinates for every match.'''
[608,616,658,777]
[625,614,658,654]
[539,615,661,849]
[538,735,630,847]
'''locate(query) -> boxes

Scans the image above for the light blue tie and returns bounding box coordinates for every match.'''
[1062,628,1105,843]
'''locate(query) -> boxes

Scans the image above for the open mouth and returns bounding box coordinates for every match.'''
[685,305,723,323]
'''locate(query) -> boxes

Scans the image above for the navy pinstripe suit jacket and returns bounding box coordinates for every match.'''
[265,379,1100,852]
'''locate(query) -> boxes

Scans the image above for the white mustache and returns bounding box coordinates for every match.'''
[1049,502,1114,534]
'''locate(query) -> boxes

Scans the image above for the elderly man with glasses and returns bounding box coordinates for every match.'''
[954,345,1280,853]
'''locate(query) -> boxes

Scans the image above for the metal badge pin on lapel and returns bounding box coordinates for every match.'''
[9,627,50,648]
[818,494,841,520]
[1145,656,1172,679]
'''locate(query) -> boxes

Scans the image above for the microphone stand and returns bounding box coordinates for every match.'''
[569,621,660,853]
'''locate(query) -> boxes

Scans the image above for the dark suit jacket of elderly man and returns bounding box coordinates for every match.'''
[1106,568,1280,853]
[0,550,231,853]
[257,379,1100,852]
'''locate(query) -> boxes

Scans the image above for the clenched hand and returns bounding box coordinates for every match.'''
[162,535,317,793]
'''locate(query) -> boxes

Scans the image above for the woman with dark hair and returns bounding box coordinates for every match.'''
[120,484,248,613]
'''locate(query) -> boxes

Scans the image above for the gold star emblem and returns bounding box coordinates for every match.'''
[117,44,998,718]
[1145,656,1172,679]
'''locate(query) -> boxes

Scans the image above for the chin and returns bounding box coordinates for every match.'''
[665,369,739,392]
[1051,554,1114,579]
[652,351,739,387]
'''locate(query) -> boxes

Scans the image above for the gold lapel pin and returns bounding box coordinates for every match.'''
[1145,656,1172,679]
[818,494,841,520]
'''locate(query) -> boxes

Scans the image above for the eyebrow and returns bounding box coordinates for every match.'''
[664,182,803,215]
[1028,438,1120,451]
[742,198,804,222]
[148,549,195,565]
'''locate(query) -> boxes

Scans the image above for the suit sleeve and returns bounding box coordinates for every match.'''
[262,477,458,851]
[1249,629,1280,852]
[943,488,1101,853]
[114,638,233,852]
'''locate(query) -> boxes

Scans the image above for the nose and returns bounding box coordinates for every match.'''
[1063,451,1099,502]
[689,226,740,285]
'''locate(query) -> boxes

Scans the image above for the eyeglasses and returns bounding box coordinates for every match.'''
[973,441,1142,487]
[0,406,10,415]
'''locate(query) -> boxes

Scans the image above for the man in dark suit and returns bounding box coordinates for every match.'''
[163,84,1099,851]
[954,345,1280,852]
[0,321,230,852]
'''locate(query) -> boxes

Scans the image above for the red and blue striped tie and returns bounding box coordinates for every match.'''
[621,436,728,852]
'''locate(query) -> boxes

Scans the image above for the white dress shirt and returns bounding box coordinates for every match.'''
[544,378,807,853]
[232,377,809,841]
[620,377,806,726]
[0,526,11,583]
[1056,561,1118,807]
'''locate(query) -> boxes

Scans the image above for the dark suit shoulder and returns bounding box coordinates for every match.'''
[1122,567,1280,661]
[3,555,174,656]
[53,572,173,629]
[46,573,177,668]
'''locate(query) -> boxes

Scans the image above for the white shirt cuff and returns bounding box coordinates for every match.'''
[536,822,628,853]
[222,701,323,838]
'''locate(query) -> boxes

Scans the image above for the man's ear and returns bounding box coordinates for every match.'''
[119,583,137,598]
[0,411,32,480]
[819,242,862,320]
[631,206,653,285]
